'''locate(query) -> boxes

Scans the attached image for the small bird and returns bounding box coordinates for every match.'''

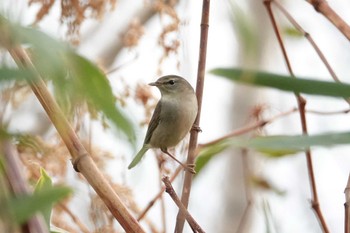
[128,75,198,173]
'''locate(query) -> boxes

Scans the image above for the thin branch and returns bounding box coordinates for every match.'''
[174,0,210,232]
[235,149,253,233]
[263,1,330,232]
[162,176,205,233]
[345,173,350,233]
[272,0,350,105]
[2,140,48,233]
[199,106,350,149]
[306,0,350,41]
[200,107,298,148]
[138,166,183,221]
[58,203,90,233]
[8,47,145,233]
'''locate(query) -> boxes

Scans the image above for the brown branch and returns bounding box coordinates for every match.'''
[162,176,205,233]
[263,1,329,232]
[174,1,210,232]
[58,203,90,233]
[8,47,145,233]
[306,0,350,41]
[200,107,298,148]
[272,0,350,105]
[345,173,350,233]
[2,140,48,233]
[138,166,182,221]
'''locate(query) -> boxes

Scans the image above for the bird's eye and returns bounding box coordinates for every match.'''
[168,80,175,85]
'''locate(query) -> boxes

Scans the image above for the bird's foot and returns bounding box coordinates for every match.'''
[191,124,202,133]
[184,163,196,174]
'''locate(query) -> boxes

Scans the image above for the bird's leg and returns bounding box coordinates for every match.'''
[161,148,196,174]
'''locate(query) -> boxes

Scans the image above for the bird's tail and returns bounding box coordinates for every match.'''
[128,146,149,169]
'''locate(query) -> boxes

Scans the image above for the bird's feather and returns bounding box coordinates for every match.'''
[128,145,149,169]
[144,101,162,144]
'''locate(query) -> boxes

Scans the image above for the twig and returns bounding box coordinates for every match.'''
[162,176,205,233]
[200,107,298,148]
[272,0,350,105]
[345,174,350,233]
[306,0,350,41]
[174,0,210,232]
[8,47,145,233]
[58,203,90,233]
[263,1,330,232]
[2,141,48,233]
[138,166,183,221]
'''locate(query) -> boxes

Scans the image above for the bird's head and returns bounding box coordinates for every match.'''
[149,75,195,96]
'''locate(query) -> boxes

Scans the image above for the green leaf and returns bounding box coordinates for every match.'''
[196,131,350,171]
[4,186,71,224]
[246,131,350,156]
[63,53,135,143]
[211,68,350,98]
[34,168,53,227]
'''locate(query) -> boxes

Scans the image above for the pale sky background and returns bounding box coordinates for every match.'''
[2,0,350,232]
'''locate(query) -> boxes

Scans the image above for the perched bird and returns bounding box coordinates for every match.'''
[128,75,198,173]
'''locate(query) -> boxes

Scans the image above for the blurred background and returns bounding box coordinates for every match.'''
[1,0,350,232]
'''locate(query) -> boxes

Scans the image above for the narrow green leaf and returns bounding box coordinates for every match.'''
[247,131,350,156]
[211,68,350,98]
[5,186,71,224]
[34,168,53,227]
[197,131,350,170]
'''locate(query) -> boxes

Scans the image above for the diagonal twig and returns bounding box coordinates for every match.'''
[306,0,350,41]
[162,176,205,233]
[272,0,350,105]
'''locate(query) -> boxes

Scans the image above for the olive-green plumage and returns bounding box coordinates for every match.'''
[128,75,198,169]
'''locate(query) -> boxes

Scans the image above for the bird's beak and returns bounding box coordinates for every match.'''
[149,81,161,87]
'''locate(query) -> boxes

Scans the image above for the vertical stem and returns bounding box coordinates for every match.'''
[263,1,329,233]
[174,0,210,232]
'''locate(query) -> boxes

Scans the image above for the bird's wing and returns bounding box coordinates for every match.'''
[144,101,162,144]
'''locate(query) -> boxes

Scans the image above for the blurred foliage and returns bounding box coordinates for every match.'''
[283,26,303,38]
[29,0,116,44]
[194,67,350,173]
[0,15,136,143]
[211,68,350,98]
[4,185,71,225]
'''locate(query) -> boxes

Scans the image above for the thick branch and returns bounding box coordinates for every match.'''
[307,0,350,41]
[9,47,144,233]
